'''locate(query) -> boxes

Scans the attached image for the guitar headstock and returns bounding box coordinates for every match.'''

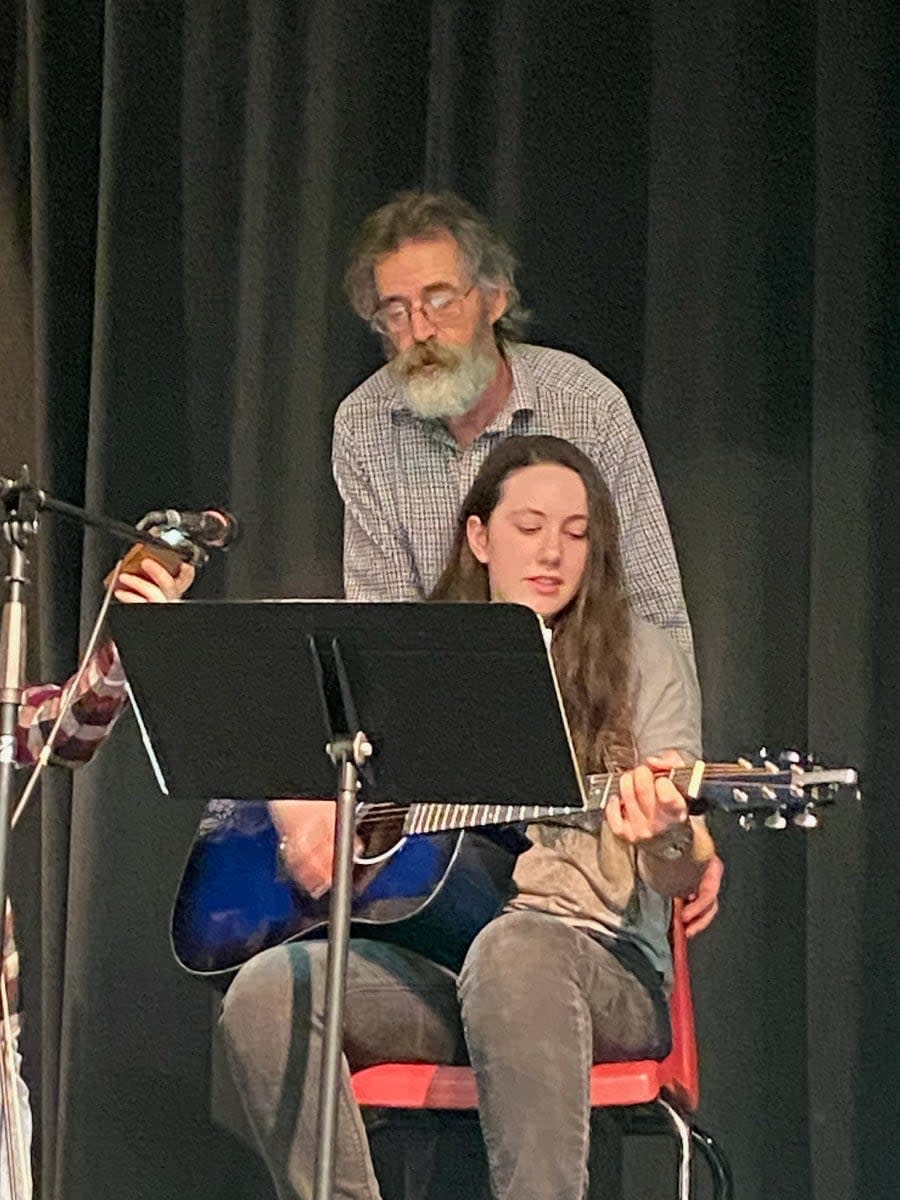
[695,749,860,830]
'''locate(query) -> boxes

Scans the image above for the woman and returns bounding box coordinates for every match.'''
[221,436,715,1200]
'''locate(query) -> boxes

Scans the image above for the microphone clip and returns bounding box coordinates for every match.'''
[137,507,240,567]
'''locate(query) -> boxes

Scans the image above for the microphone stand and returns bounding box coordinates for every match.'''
[0,492,34,941]
[0,479,37,1200]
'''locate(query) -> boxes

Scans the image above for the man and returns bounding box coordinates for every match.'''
[332,190,721,933]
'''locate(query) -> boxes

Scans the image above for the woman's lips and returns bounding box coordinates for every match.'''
[526,576,563,595]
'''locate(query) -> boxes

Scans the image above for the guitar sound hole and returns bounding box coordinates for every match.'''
[354,815,406,877]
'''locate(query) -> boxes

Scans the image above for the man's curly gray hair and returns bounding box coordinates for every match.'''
[344,190,530,346]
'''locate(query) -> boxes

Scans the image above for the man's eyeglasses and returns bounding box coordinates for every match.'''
[370,285,476,336]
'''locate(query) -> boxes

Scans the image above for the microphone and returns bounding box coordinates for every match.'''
[137,508,240,551]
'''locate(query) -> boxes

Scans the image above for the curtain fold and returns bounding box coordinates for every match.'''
[0,1,893,1197]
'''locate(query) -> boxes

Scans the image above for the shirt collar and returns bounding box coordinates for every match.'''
[483,346,536,432]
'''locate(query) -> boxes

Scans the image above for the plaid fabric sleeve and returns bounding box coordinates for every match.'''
[15,640,129,768]
[590,393,696,664]
[333,406,423,601]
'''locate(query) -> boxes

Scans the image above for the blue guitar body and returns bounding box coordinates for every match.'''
[171,801,521,980]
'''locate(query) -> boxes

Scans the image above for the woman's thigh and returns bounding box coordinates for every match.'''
[459,911,668,1061]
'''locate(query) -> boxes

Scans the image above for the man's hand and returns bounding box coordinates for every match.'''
[682,853,724,938]
[113,557,195,604]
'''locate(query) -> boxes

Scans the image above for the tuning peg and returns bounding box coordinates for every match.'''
[738,813,757,831]
[793,806,819,830]
[778,749,801,767]
[764,760,779,774]
[737,756,753,770]
[731,787,750,806]
[764,812,788,830]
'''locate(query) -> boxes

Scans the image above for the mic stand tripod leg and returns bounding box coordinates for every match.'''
[313,731,371,1200]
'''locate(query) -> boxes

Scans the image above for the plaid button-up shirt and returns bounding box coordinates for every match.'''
[333,343,694,660]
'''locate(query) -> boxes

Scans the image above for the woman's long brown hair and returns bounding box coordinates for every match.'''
[430,435,634,772]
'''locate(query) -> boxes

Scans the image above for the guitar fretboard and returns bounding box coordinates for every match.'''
[404,801,584,836]
[402,769,633,836]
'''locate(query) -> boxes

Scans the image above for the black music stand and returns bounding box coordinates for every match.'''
[107,600,588,1200]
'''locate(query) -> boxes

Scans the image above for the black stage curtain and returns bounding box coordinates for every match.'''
[0,2,896,1197]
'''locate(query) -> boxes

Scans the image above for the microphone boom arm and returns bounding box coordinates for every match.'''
[1,469,205,565]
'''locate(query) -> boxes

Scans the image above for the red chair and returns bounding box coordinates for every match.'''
[352,903,733,1199]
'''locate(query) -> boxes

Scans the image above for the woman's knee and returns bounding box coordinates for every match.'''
[219,943,317,1052]
[459,910,574,1000]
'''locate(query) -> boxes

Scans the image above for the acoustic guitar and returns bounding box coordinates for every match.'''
[171,755,858,980]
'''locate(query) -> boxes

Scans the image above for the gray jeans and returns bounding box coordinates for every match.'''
[219,909,670,1200]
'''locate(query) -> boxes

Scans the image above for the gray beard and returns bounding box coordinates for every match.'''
[392,344,498,420]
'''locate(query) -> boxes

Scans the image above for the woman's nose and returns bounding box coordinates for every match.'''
[537,531,563,563]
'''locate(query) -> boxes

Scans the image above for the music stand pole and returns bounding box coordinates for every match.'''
[313,730,372,1200]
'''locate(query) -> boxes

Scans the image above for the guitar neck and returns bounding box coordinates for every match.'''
[399,760,857,836]
[401,766,697,836]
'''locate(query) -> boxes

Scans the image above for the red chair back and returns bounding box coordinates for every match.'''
[654,898,700,1110]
